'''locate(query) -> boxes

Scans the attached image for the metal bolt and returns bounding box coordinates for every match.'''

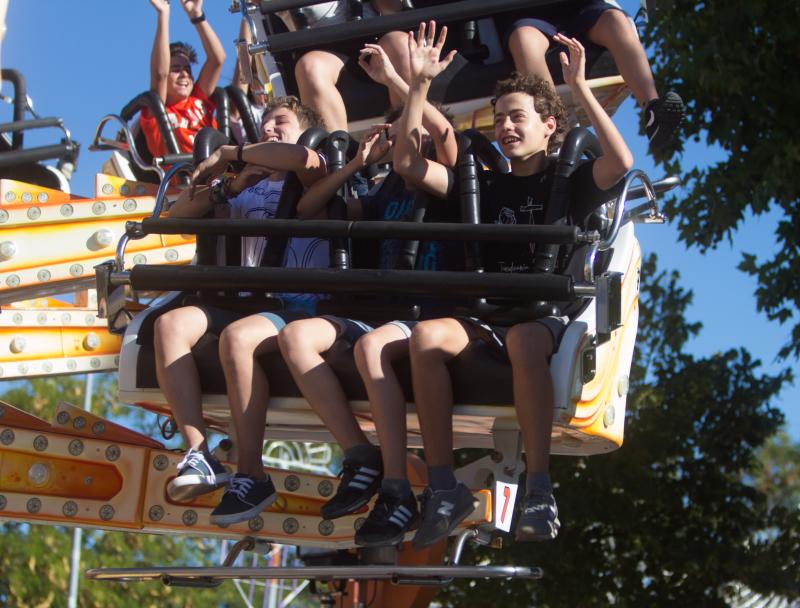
[5,274,20,288]
[354,517,366,532]
[149,505,165,521]
[153,454,169,471]
[135,185,146,195]
[4,191,15,201]
[99,504,115,521]
[84,476,93,485]
[123,198,137,212]
[9,336,26,353]
[21,192,32,203]
[27,498,41,514]
[182,510,198,526]
[37,192,48,203]
[284,475,300,492]
[165,249,179,262]
[61,313,72,324]
[36,312,48,325]
[282,517,299,534]
[133,254,146,265]
[63,501,78,517]
[12,313,22,325]
[69,264,84,277]
[37,269,51,282]
[317,480,334,497]
[87,228,114,250]
[90,358,101,369]
[617,375,629,397]
[101,183,114,195]
[42,362,53,373]
[120,185,130,196]
[92,202,107,215]
[106,445,120,461]
[1,429,15,445]
[33,435,48,451]
[60,204,73,217]
[603,405,616,428]
[73,416,86,430]
[28,463,50,486]
[66,360,77,371]
[26,206,41,220]
[68,439,84,456]
[0,240,17,261]
[0,209,8,222]
[318,520,334,536]
[249,516,264,532]
[85,314,96,325]
[83,333,101,352]
[0,495,5,510]
[92,421,105,435]
[18,363,29,375]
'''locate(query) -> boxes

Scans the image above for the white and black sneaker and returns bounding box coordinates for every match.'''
[321,459,383,520]
[644,91,685,151]
[515,490,560,542]
[412,483,478,549]
[355,491,419,547]
[166,448,231,502]
[210,474,278,527]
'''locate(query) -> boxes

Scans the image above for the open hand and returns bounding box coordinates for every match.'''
[180,0,203,19]
[190,146,231,196]
[554,33,586,88]
[358,44,398,86]
[356,124,393,167]
[149,0,170,14]
[407,20,456,83]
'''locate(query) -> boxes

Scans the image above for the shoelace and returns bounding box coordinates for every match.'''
[225,477,254,500]
[176,450,202,473]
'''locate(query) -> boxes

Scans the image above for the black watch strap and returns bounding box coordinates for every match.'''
[190,12,206,24]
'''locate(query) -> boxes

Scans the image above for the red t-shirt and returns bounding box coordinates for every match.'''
[140,84,217,157]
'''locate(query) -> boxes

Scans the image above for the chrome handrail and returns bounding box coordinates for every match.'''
[89,114,164,181]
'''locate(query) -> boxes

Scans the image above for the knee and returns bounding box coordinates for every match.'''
[505,323,552,363]
[219,324,256,364]
[591,10,635,46]
[154,311,189,348]
[354,332,385,374]
[509,26,550,55]
[409,321,449,359]
[294,51,338,87]
[277,321,311,361]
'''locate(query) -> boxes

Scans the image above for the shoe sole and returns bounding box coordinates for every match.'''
[167,471,232,502]
[515,516,561,542]
[355,516,419,548]
[412,500,477,550]
[209,491,278,527]
[648,92,684,150]
[321,486,380,520]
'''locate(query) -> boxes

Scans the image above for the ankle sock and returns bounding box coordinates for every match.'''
[344,443,382,468]
[427,465,457,491]
[381,478,411,499]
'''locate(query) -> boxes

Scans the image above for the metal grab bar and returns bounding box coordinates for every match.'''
[89,114,163,181]
[114,161,192,271]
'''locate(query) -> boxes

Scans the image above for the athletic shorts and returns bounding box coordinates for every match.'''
[322,316,419,344]
[198,303,311,336]
[457,315,569,363]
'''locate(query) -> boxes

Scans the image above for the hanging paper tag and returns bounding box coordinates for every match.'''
[494,480,518,532]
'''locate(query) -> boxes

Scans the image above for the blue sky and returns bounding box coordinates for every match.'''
[2,1,796,436]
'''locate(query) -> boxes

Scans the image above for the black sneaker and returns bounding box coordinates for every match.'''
[166,448,231,502]
[644,91,685,150]
[412,483,477,549]
[209,474,278,527]
[355,491,419,547]
[320,459,383,520]
[515,490,560,542]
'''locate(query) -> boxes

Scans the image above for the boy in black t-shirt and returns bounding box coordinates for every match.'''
[391,22,633,548]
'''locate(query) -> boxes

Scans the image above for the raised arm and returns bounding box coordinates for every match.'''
[149,0,171,102]
[358,42,458,167]
[555,34,633,190]
[393,22,456,199]
[296,125,392,219]
[180,0,226,97]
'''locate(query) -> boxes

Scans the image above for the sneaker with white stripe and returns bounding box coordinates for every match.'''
[209,474,278,527]
[321,459,383,520]
[355,491,419,547]
[166,448,231,502]
[412,483,477,549]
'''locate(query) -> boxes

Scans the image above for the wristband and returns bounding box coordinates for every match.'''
[190,12,206,24]
[236,143,245,163]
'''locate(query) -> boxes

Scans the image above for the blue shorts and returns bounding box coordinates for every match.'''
[322,316,419,344]
[501,0,624,46]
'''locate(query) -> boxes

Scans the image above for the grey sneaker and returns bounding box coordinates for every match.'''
[210,474,278,527]
[166,448,231,502]
[515,490,560,542]
[412,483,477,549]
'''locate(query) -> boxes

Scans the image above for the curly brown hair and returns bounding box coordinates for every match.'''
[493,73,567,154]
[263,95,326,131]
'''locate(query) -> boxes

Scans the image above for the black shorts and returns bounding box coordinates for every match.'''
[457,315,569,363]
[198,305,309,336]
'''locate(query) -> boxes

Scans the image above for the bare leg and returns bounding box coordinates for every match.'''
[219,314,281,479]
[408,319,472,467]
[279,318,371,450]
[508,26,555,90]
[586,9,658,107]
[354,324,410,480]
[505,322,555,473]
[153,306,211,451]
[294,50,348,131]
[378,30,412,108]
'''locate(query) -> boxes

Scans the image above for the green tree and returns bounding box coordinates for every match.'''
[643,0,800,359]
[438,255,799,606]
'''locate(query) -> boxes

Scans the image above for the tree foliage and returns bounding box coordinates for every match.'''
[438,255,799,606]
[643,0,800,359]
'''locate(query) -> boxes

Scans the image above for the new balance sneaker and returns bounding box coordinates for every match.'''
[412,483,477,549]
[166,448,231,502]
[644,91,685,150]
[515,490,560,542]
[209,474,278,527]
[320,459,383,520]
[355,491,419,547]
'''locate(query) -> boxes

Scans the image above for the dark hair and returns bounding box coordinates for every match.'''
[169,42,198,64]
[492,73,567,153]
[262,95,326,130]
[384,101,454,126]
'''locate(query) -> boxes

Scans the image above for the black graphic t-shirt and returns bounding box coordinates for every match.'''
[478,159,616,274]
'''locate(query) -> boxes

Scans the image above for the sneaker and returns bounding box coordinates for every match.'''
[355,491,419,547]
[515,490,560,542]
[166,448,231,502]
[412,483,477,549]
[320,459,383,520]
[209,474,278,527]
[644,91,685,150]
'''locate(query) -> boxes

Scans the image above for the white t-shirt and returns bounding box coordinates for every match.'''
[276,0,377,31]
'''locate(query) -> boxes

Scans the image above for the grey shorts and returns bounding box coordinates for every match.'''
[322,316,419,343]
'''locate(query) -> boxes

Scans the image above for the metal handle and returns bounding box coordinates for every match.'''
[90,114,164,181]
